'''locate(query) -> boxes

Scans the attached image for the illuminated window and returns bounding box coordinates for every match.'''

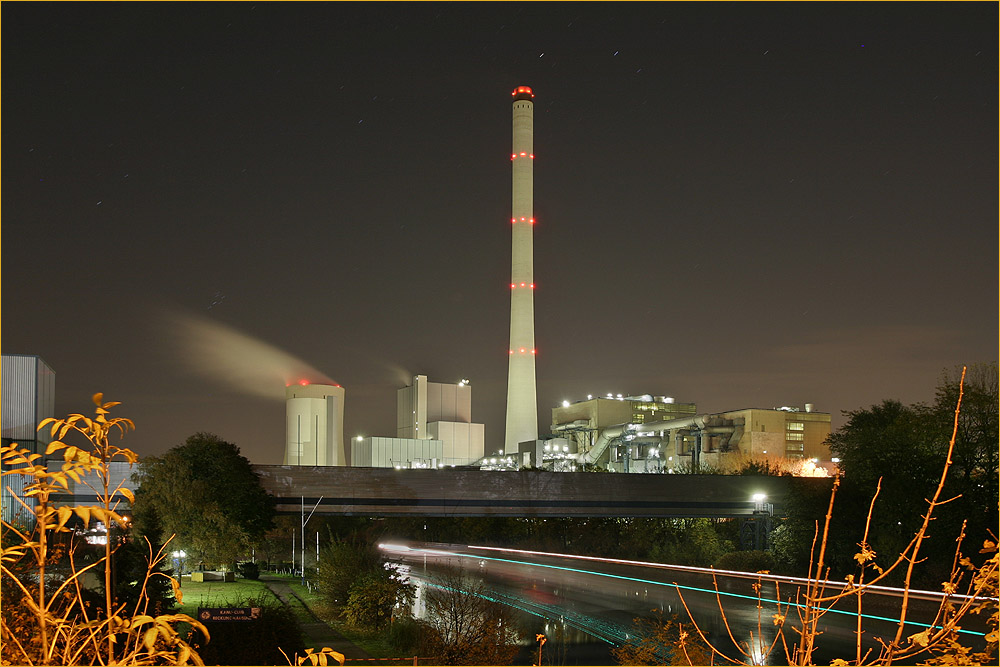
[786,433,804,441]
[786,422,805,431]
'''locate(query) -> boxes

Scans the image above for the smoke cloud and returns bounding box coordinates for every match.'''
[161,309,337,400]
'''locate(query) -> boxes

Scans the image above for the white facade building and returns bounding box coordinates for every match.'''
[351,436,444,469]
[397,375,485,466]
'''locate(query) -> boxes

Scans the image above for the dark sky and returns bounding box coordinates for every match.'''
[3,3,996,465]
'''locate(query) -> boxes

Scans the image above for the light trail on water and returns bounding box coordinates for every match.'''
[381,543,988,639]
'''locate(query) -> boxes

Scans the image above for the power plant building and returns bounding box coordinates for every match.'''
[351,436,444,469]
[1,354,56,526]
[552,396,831,473]
[397,375,484,466]
[284,383,346,466]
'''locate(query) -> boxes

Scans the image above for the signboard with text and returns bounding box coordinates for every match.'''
[197,607,261,622]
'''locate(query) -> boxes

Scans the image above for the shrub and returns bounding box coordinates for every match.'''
[386,616,422,653]
[237,561,260,580]
[714,549,775,573]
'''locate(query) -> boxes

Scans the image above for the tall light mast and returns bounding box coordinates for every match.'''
[504,85,538,454]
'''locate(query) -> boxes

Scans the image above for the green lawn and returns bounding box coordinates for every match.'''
[174,575,279,616]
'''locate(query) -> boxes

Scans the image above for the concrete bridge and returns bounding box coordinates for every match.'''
[253,465,833,519]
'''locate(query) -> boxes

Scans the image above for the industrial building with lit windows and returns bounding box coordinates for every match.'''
[549,394,832,474]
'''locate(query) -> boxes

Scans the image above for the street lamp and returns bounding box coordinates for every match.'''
[172,550,187,584]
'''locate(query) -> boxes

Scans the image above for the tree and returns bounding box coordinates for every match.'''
[314,537,413,631]
[342,569,413,631]
[824,364,999,585]
[613,611,710,666]
[930,363,998,554]
[315,537,384,606]
[673,367,999,665]
[419,568,521,666]
[133,432,274,568]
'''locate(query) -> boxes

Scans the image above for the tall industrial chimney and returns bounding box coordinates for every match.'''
[504,85,538,454]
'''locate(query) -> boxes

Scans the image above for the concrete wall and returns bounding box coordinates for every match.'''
[254,465,833,518]
[426,421,484,465]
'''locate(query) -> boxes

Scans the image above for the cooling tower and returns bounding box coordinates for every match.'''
[284,383,345,466]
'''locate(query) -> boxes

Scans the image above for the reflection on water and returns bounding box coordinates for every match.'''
[403,555,787,666]
[409,574,615,666]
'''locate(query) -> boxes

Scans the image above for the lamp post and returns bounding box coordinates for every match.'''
[172,550,186,586]
[742,493,774,550]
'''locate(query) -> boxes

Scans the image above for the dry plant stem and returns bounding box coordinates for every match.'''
[856,477,882,665]
[882,366,966,664]
[712,569,749,659]
[797,474,840,664]
[675,587,745,665]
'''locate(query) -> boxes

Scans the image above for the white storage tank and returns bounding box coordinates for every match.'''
[284,383,345,466]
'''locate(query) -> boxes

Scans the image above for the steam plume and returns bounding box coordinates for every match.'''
[162,309,336,400]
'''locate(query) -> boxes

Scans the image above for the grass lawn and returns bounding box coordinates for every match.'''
[174,576,279,616]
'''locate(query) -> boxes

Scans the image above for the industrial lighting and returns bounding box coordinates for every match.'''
[752,493,767,502]
[831,457,840,463]
[587,395,592,400]
[356,435,363,442]
[562,400,570,407]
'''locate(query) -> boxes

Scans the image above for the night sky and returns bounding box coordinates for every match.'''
[3,3,996,464]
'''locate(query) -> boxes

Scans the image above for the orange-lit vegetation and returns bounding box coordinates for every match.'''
[1,394,207,665]
[670,367,998,666]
